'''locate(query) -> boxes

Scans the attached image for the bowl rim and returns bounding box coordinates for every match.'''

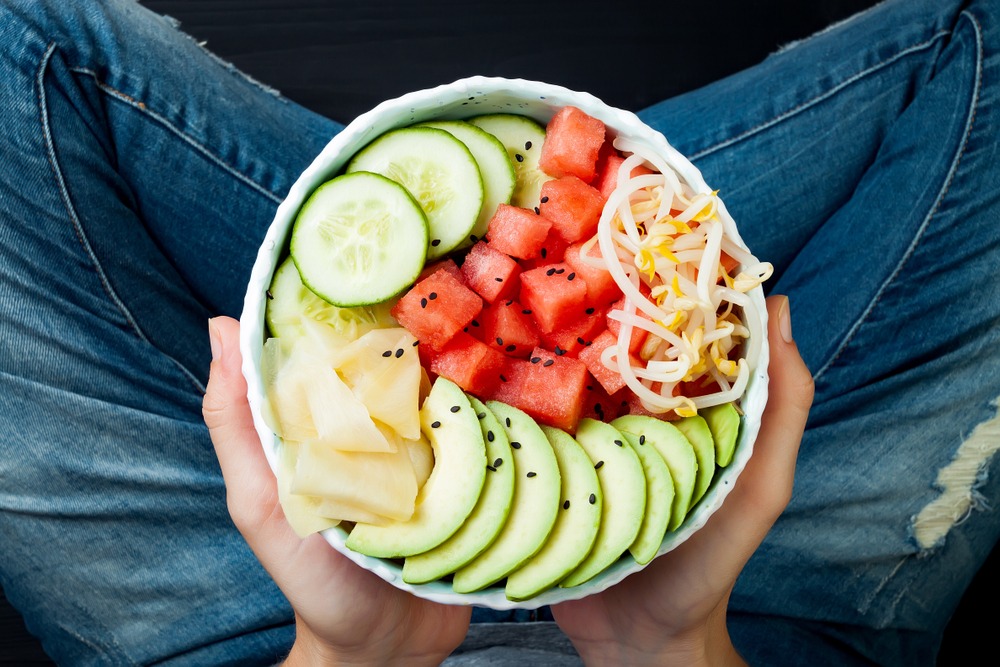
[239,75,770,609]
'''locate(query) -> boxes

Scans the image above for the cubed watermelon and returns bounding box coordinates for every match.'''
[538,106,606,182]
[428,331,505,395]
[580,380,626,423]
[518,262,589,333]
[563,241,622,306]
[539,306,607,357]
[418,257,462,282]
[538,176,605,244]
[517,227,569,270]
[577,328,631,395]
[485,204,552,260]
[479,300,541,358]
[460,241,520,304]
[391,268,483,351]
[485,348,589,432]
[592,148,626,199]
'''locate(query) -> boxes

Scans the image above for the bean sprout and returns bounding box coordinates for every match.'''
[593,139,773,418]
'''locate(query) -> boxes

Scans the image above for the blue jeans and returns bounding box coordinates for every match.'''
[1,0,997,665]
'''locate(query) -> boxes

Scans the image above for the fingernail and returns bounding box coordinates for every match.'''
[777,296,793,344]
[208,318,223,361]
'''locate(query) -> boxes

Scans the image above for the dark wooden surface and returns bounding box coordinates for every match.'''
[139,0,883,123]
[3,1,991,664]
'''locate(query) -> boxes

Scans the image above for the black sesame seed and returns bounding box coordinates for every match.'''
[395,348,404,358]
[515,153,524,162]
[487,430,495,441]
[526,471,537,478]
[589,493,597,504]
[511,440,521,449]
[431,239,441,247]
[595,460,604,469]
[540,196,549,203]
[382,350,393,358]
[431,421,441,428]
[428,292,438,300]
[543,359,554,367]
[505,344,516,352]
[524,141,532,150]
[563,500,571,509]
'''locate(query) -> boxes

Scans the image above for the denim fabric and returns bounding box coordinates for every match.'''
[637,1,1000,664]
[0,0,998,665]
[0,1,338,664]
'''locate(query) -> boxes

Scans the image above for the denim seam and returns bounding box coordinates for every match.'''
[36,42,207,396]
[814,9,983,383]
[68,65,284,206]
[687,28,952,162]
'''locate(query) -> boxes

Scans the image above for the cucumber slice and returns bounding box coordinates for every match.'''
[290,171,428,307]
[468,114,553,209]
[265,256,396,340]
[418,120,515,244]
[346,127,484,261]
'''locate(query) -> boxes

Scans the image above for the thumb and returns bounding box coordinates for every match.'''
[203,316,280,536]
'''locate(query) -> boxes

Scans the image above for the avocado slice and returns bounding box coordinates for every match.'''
[561,418,646,588]
[451,401,561,594]
[505,426,603,601]
[402,396,516,584]
[701,403,741,468]
[612,415,698,532]
[620,430,675,565]
[673,415,716,506]
[345,377,486,558]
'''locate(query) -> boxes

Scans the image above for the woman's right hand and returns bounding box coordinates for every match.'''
[203,316,472,667]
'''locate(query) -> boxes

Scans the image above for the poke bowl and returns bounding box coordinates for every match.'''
[239,76,771,609]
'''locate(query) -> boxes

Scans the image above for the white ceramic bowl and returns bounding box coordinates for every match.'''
[240,76,769,609]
